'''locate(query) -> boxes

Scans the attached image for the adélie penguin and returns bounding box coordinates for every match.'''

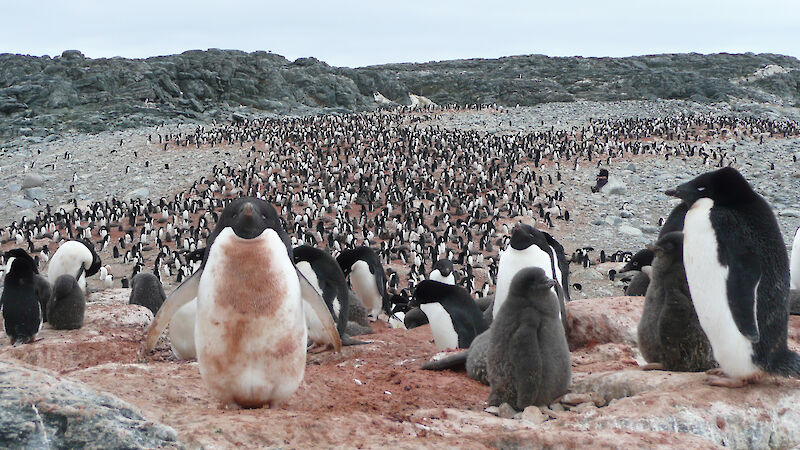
[2,249,42,345]
[336,247,387,321]
[666,167,800,387]
[144,197,340,408]
[411,280,488,350]
[293,245,367,347]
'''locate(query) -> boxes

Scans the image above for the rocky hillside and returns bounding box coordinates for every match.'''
[1,50,799,141]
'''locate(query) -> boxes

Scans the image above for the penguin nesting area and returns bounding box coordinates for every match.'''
[2,100,800,447]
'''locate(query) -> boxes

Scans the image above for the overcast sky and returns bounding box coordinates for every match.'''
[2,1,799,67]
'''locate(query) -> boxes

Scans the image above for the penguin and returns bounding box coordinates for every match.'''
[33,275,52,323]
[487,267,571,409]
[791,226,800,290]
[47,239,101,293]
[47,274,86,330]
[1,249,42,345]
[666,167,800,387]
[129,272,167,315]
[428,259,455,285]
[336,247,387,321]
[403,307,429,329]
[620,249,655,296]
[293,245,364,348]
[169,299,197,360]
[145,197,340,408]
[637,232,716,372]
[492,224,567,331]
[410,280,488,350]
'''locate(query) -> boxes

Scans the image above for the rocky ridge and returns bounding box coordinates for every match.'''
[2,50,800,143]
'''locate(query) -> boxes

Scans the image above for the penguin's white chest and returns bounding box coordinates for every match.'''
[169,298,197,360]
[494,246,557,318]
[790,227,800,290]
[683,198,757,378]
[420,302,458,350]
[350,260,381,318]
[296,261,329,343]
[195,228,306,407]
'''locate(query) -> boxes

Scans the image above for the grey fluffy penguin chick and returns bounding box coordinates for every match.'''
[639,232,716,371]
[47,274,86,330]
[487,267,571,409]
[129,272,166,315]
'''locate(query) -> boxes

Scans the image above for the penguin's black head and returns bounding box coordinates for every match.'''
[665,167,758,207]
[509,223,547,251]
[410,280,456,307]
[4,248,38,278]
[651,231,684,257]
[80,238,102,276]
[220,197,281,240]
[431,259,454,277]
[621,248,655,272]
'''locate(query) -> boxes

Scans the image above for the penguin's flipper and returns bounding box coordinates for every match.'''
[75,262,86,282]
[297,268,342,352]
[144,269,202,352]
[421,350,469,371]
[723,242,761,342]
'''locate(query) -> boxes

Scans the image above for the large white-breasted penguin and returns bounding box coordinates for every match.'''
[145,197,340,408]
[667,167,800,387]
[492,223,568,331]
[47,239,101,293]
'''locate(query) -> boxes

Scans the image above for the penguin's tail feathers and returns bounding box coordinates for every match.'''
[421,350,469,371]
[766,349,800,378]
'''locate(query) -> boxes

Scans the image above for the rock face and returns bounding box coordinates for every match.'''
[0,360,178,449]
[1,51,799,140]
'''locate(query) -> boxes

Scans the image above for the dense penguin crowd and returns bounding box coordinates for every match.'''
[2,104,800,410]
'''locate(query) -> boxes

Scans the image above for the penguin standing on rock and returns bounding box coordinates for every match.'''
[145,197,340,408]
[487,267,571,409]
[667,167,800,387]
[47,274,86,330]
[637,232,715,372]
[1,249,42,345]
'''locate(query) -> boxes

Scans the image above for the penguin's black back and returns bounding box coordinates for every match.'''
[294,245,350,338]
[414,280,488,349]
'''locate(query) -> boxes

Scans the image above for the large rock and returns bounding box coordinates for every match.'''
[566,296,642,351]
[20,173,44,189]
[0,360,177,448]
[0,289,153,373]
[566,370,800,448]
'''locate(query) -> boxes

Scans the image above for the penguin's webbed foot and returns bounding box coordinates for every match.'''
[307,342,333,354]
[705,371,763,388]
[639,362,664,371]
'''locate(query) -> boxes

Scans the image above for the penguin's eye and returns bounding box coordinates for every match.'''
[697,186,706,191]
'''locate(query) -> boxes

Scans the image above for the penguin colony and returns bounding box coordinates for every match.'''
[1,105,799,410]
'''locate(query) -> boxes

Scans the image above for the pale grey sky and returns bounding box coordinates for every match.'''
[2,0,799,67]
